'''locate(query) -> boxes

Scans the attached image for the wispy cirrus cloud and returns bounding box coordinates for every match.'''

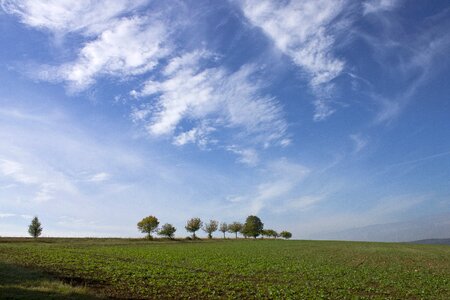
[0,0,148,35]
[238,0,349,121]
[349,133,368,153]
[3,1,290,158]
[226,146,259,166]
[359,5,450,124]
[0,213,32,219]
[226,158,310,214]
[39,16,170,90]
[2,0,170,91]
[132,51,288,149]
[0,158,77,202]
[363,0,401,15]
[88,172,111,183]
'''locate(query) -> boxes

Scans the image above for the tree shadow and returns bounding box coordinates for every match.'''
[0,262,103,299]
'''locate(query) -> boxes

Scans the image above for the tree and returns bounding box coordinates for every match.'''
[280,231,292,239]
[202,220,218,239]
[265,229,278,239]
[137,215,159,239]
[185,217,202,239]
[243,215,264,239]
[228,222,243,239]
[261,229,269,239]
[158,223,176,239]
[28,216,42,238]
[219,222,228,239]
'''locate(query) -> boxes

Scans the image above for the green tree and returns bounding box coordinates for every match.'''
[219,222,228,239]
[243,215,264,238]
[28,216,43,238]
[185,217,202,239]
[228,222,243,239]
[280,231,292,239]
[261,229,269,239]
[137,215,159,239]
[158,223,176,239]
[202,220,218,239]
[265,229,278,239]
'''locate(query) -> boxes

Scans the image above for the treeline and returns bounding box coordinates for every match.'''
[137,215,293,240]
[25,215,293,240]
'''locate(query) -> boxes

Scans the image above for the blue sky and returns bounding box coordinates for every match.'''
[0,0,449,239]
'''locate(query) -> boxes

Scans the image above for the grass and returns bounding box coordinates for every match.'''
[0,261,99,299]
[0,238,449,299]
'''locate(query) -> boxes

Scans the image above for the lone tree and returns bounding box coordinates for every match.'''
[158,223,176,239]
[243,215,264,239]
[137,215,159,239]
[202,220,218,239]
[28,216,42,238]
[219,222,228,239]
[228,222,243,239]
[185,217,202,239]
[280,231,292,239]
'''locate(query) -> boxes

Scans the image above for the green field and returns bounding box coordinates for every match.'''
[0,238,448,299]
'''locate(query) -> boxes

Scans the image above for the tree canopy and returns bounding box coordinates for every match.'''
[137,215,159,239]
[280,231,292,239]
[228,222,243,239]
[243,215,264,238]
[202,220,218,239]
[185,217,202,239]
[158,223,176,239]
[28,216,42,238]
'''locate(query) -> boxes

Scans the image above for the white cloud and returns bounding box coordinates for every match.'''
[226,146,259,166]
[349,133,368,153]
[282,195,325,212]
[0,213,16,218]
[2,1,170,91]
[0,0,148,35]
[133,51,288,148]
[0,213,32,219]
[39,16,169,90]
[239,0,347,120]
[363,0,400,15]
[0,159,37,184]
[0,158,78,202]
[89,172,111,183]
[228,158,310,214]
[173,122,216,148]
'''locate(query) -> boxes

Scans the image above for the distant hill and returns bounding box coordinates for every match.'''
[317,213,450,242]
[408,238,450,245]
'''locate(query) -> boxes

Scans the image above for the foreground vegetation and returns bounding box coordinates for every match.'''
[0,238,448,299]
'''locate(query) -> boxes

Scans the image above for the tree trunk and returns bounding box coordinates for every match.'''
[223,232,225,239]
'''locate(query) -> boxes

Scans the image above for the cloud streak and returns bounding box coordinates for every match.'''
[132,51,288,149]
[39,16,170,90]
[239,0,348,121]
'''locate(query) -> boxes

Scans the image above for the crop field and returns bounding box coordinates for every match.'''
[0,238,449,299]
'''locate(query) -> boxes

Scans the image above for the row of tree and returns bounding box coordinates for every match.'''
[26,215,293,240]
[137,215,293,240]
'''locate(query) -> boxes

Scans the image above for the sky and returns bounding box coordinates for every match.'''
[0,0,449,239]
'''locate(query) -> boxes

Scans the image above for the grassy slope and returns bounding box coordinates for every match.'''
[0,238,449,299]
[0,261,100,299]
